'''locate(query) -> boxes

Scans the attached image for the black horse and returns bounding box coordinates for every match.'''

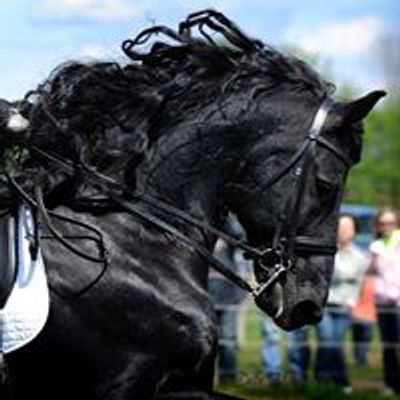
[0,10,384,400]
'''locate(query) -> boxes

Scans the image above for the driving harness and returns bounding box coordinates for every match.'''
[3,96,350,305]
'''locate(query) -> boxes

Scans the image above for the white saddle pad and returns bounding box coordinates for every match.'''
[0,206,50,354]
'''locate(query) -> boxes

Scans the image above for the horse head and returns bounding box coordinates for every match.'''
[121,11,385,330]
[0,12,385,335]
[225,89,384,330]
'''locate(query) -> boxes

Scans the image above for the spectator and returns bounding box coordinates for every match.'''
[369,207,400,396]
[208,214,251,384]
[261,318,285,385]
[287,326,311,385]
[262,316,313,386]
[314,213,369,394]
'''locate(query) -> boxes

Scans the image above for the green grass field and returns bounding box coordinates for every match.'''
[216,304,400,400]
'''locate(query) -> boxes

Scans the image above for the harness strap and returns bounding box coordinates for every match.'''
[270,98,335,257]
[316,136,351,167]
[30,146,263,258]
[6,148,256,295]
[4,173,111,299]
[109,196,254,293]
[294,236,337,256]
[35,186,108,264]
[31,148,254,292]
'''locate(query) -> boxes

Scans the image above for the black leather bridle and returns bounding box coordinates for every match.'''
[3,96,350,302]
[247,97,351,303]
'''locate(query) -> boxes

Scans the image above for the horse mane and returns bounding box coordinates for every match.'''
[25,10,334,188]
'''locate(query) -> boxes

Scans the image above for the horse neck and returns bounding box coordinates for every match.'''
[132,161,223,290]
[136,127,242,232]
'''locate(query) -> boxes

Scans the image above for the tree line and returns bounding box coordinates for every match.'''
[344,97,400,208]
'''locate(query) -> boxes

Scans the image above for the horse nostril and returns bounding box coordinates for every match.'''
[292,300,322,325]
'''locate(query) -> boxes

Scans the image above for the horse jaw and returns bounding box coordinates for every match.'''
[7,107,30,132]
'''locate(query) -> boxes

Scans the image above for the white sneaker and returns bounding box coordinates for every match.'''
[342,386,353,395]
[381,386,395,397]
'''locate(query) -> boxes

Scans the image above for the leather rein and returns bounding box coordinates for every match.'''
[4,96,349,300]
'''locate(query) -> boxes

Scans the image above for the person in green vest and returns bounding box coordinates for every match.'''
[370,207,400,396]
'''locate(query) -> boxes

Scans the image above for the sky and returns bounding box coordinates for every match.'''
[0,0,399,101]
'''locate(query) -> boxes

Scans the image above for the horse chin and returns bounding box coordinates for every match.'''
[268,255,333,331]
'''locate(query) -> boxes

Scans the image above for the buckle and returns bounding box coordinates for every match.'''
[251,248,288,319]
[253,264,286,319]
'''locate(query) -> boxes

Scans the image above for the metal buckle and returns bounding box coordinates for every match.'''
[252,263,286,298]
[251,248,289,319]
[252,264,287,319]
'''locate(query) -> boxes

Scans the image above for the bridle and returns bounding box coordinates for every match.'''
[247,97,351,304]
[3,96,349,303]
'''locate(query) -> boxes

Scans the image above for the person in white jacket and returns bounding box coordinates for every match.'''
[314,213,369,394]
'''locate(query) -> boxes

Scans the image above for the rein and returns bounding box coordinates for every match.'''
[4,172,110,299]
[3,96,345,301]
[27,147,258,293]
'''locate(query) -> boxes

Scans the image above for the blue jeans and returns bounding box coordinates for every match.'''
[288,326,311,382]
[352,319,373,366]
[261,318,283,380]
[315,305,352,386]
[377,305,400,392]
[262,320,311,382]
[216,308,239,382]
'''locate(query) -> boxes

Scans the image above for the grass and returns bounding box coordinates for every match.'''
[216,304,400,400]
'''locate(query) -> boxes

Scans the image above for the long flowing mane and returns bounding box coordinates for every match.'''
[24,11,333,184]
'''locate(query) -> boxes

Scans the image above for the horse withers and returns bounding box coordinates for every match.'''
[0,9,385,400]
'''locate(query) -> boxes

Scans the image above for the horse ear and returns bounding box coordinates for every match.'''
[343,90,386,124]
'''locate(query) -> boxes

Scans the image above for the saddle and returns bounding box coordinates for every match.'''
[0,210,17,309]
[0,205,50,354]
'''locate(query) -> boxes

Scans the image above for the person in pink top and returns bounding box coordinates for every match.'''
[369,207,400,396]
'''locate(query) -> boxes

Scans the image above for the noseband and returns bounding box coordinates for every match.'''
[4,97,348,302]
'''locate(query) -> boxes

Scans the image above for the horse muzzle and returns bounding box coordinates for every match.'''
[272,254,333,330]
